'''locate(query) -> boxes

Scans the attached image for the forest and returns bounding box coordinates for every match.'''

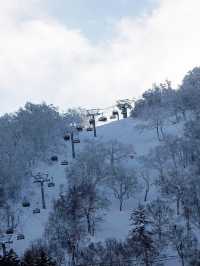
[1,67,200,266]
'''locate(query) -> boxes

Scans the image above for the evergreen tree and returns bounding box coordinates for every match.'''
[0,249,20,266]
[23,245,56,266]
[127,204,158,266]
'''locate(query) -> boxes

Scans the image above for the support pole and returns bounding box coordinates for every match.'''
[41,182,46,209]
[86,109,100,138]
[2,243,6,257]
[92,115,97,137]
[71,132,76,159]
[33,172,50,210]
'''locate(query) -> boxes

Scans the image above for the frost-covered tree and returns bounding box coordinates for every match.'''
[45,186,87,266]
[67,140,109,187]
[79,239,128,266]
[179,67,200,116]
[107,164,138,211]
[22,245,56,266]
[146,199,173,245]
[0,249,20,266]
[127,204,158,266]
[0,102,85,218]
[150,136,190,215]
[169,225,197,266]
[76,181,109,235]
[132,81,176,140]
[104,139,135,167]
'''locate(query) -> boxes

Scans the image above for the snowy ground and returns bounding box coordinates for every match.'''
[4,117,183,265]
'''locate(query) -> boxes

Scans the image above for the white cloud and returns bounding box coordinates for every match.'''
[0,0,200,114]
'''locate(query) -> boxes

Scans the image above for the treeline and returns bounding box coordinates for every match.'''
[0,102,84,224]
[0,245,56,266]
[131,67,200,140]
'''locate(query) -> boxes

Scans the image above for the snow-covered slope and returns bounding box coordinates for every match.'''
[5,117,183,264]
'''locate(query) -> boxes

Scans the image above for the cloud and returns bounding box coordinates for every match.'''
[0,0,200,114]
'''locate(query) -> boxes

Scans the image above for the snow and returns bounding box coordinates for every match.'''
[4,116,183,265]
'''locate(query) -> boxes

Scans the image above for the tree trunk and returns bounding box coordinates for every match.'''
[144,248,150,266]
[177,197,180,215]
[156,122,161,141]
[86,213,91,235]
[144,189,148,202]
[119,198,123,211]
[160,125,165,140]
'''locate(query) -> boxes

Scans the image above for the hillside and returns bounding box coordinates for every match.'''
[2,116,183,265]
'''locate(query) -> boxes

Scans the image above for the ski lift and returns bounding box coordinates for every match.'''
[64,134,70,141]
[6,228,14,235]
[112,110,119,116]
[72,138,80,144]
[98,115,107,122]
[22,199,30,208]
[89,118,95,125]
[17,234,25,240]
[48,177,55,188]
[86,126,93,131]
[48,182,55,188]
[76,125,83,132]
[130,154,134,159]
[61,160,69,166]
[33,208,40,214]
[51,156,58,162]
[121,107,127,114]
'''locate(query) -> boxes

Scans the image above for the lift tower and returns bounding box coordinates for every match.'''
[116,99,135,118]
[86,109,100,137]
[32,172,50,209]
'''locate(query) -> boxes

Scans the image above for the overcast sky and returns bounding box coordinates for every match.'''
[0,0,200,114]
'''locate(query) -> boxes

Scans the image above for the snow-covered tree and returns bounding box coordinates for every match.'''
[169,224,197,266]
[146,199,174,245]
[23,245,56,266]
[76,181,109,235]
[128,204,159,266]
[179,67,200,116]
[67,139,109,187]
[107,164,138,211]
[79,239,128,266]
[132,81,177,140]
[0,249,20,266]
[104,139,135,167]
[45,186,87,266]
